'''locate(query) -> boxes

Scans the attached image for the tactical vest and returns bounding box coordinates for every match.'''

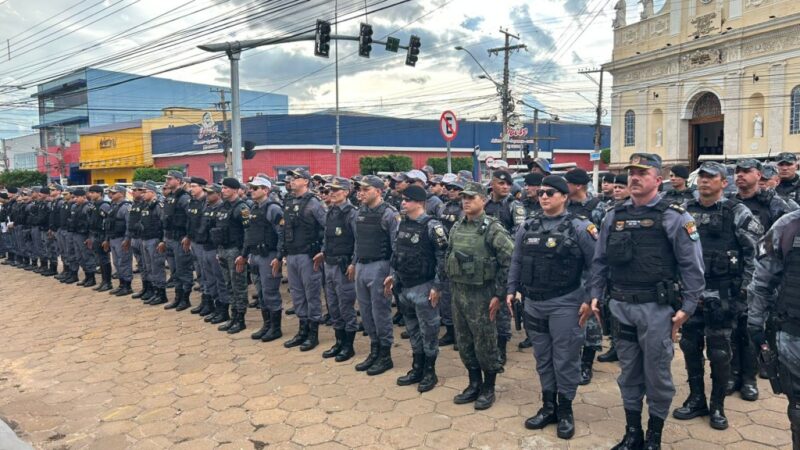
[65,203,77,232]
[356,202,393,263]
[73,203,91,234]
[485,196,514,231]
[392,216,436,288]
[35,201,49,228]
[686,199,743,284]
[105,201,130,239]
[284,193,322,255]
[140,201,162,240]
[737,190,778,231]
[210,199,245,249]
[567,197,601,222]
[777,176,800,202]
[127,201,144,239]
[446,215,499,286]
[163,189,190,239]
[199,202,222,250]
[776,225,800,328]
[186,198,205,241]
[50,198,64,230]
[606,200,677,296]
[324,204,355,263]
[88,201,107,234]
[519,214,583,301]
[662,188,694,205]
[244,201,280,255]
[440,201,463,232]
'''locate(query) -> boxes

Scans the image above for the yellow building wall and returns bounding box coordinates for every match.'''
[91,168,134,185]
[785,56,800,151]
[80,127,145,170]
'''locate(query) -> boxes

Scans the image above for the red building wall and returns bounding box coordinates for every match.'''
[36,142,81,179]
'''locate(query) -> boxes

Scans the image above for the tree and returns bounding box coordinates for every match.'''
[601,148,611,165]
[133,167,181,182]
[426,157,472,175]
[0,170,47,188]
[359,155,412,175]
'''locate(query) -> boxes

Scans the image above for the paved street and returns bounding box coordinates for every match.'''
[0,264,793,450]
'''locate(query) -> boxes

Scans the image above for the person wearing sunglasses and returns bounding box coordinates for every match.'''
[506,175,598,440]
[438,178,465,348]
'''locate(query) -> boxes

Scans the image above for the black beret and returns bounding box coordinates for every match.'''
[564,169,591,185]
[39,187,50,195]
[401,185,427,202]
[670,165,690,179]
[6,187,18,194]
[524,173,544,187]
[88,185,104,193]
[541,175,569,194]
[222,177,241,190]
[614,174,628,185]
[189,176,208,186]
[492,170,513,184]
[602,173,616,183]
[72,188,86,196]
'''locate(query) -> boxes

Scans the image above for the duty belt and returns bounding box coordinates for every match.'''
[610,288,659,304]
[524,286,577,302]
[357,257,388,264]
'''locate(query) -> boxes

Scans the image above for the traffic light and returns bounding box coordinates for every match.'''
[314,19,331,58]
[405,35,420,67]
[243,140,256,160]
[358,23,373,58]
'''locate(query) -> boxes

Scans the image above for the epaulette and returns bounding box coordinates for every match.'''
[574,214,588,221]
[667,203,686,214]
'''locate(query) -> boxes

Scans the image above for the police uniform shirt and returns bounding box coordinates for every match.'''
[589,195,706,316]
[107,200,131,240]
[93,200,112,235]
[244,198,283,259]
[186,196,207,241]
[566,194,605,226]
[280,192,327,256]
[507,212,597,303]
[522,197,541,216]
[425,193,445,219]
[485,194,526,232]
[321,201,358,259]
[777,174,800,203]
[396,213,449,291]
[440,200,464,232]
[733,189,793,232]
[662,187,697,205]
[353,202,400,265]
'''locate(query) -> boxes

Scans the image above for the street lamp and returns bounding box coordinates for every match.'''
[455,47,499,86]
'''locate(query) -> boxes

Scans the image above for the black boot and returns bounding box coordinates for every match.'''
[518,335,533,350]
[284,320,308,348]
[453,368,482,404]
[709,381,728,430]
[300,321,319,351]
[82,272,97,288]
[672,376,709,419]
[556,393,575,439]
[175,289,191,311]
[191,294,208,314]
[164,287,183,310]
[114,281,133,296]
[612,409,644,450]
[418,354,438,393]
[525,391,558,429]
[598,344,619,363]
[474,371,496,410]
[198,295,215,316]
[63,270,79,284]
[322,329,344,358]
[439,325,455,346]
[251,310,271,340]
[209,303,230,324]
[396,353,424,386]
[33,258,45,273]
[226,311,246,334]
[149,288,168,306]
[261,312,283,342]
[95,263,112,292]
[335,330,355,362]
[739,337,760,401]
[44,259,58,276]
[580,347,596,385]
[355,342,379,372]
[366,345,393,376]
[218,310,237,332]
[497,337,508,367]
[132,281,150,299]
[644,415,664,450]
[285,307,295,315]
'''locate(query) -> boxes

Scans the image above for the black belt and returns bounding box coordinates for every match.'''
[524,286,577,302]
[611,288,659,304]
[357,257,388,264]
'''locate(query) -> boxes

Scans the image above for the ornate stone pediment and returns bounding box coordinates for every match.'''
[680,48,723,70]
[690,12,719,36]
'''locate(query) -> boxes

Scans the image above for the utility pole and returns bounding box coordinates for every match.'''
[579,67,605,192]
[211,88,231,176]
[335,0,341,177]
[532,108,539,159]
[487,29,525,160]
[1,139,9,173]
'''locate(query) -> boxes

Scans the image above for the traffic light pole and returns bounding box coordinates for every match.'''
[335,1,341,177]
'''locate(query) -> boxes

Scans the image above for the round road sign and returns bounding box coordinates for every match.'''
[439,110,458,142]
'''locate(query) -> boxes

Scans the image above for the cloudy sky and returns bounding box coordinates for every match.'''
[0,0,665,139]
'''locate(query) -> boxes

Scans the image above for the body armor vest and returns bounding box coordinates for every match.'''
[73,203,92,234]
[140,201,162,240]
[392,216,436,288]
[57,200,71,229]
[163,189,189,239]
[737,190,778,231]
[567,197,601,221]
[199,201,222,250]
[777,176,800,202]
[127,201,144,239]
[485,196,514,231]
[446,215,499,285]
[244,201,280,255]
[50,198,64,231]
[88,201,107,234]
[606,200,677,295]
[324,204,355,263]
[440,201,463,232]
[284,193,321,255]
[686,199,742,284]
[186,198,205,241]
[519,214,583,301]
[105,201,130,239]
[210,199,245,249]
[777,225,800,328]
[356,202,393,262]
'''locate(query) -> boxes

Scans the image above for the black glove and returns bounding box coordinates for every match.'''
[748,326,766,348]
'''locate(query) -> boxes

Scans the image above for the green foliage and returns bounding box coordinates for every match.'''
[426,157,472,175]
[133,166,181,182]
[601,148,610,165]
[0,170,47,188]
[359,155,413,175]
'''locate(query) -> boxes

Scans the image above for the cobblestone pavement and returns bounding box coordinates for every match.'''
[0,265,793,450]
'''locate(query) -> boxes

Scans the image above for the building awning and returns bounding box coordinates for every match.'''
[78,120,142,135]
[32,115,90,129]
[31,79,87,98]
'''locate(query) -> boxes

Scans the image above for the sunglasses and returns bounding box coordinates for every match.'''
[537,189,559,198]
[446,186,462,191]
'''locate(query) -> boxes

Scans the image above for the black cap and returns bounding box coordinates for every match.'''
[222,178,241,190]
[72,188,86,196]
[402,185,427,202]
[564,169,591,185]
[6,187,17,194]
[204,183,222,194]
[697,161,727,178]
[492,170,513,184]
[736,159,763,171]
[189,176,208,186]
[614,174,628,185]
[40,187,50,195]
[601,173,616,183]
[541,175,569,194]
[776,152,797,164]
[670,165,690,179]
[524,173,544,186]
[761,165,777,179]
[88,185,104,194]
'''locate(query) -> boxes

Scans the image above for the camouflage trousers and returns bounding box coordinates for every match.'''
[451,282,502,374]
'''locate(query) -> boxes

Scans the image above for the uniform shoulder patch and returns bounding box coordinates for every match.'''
[278,218,285,226]
[684,221,699,241]
[514,205,525,216]
[240,207,250,219]
[586,223,599,240]
[434,224,446,237]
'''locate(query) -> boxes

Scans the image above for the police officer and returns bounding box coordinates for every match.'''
[507,175,598,439]
[612,174,631,203]
[447,181,515,410]
[160,170,193,310]
[776,152,800,203]
[528,157,552,176]
[210,177,250,334]
[200,184,233,325]
[30,187,48,273]
[388,185,449,393]
[663,165,696,204]
[140,181,168,306]
[184,177,210,314]
[521,173,544,216]
[86,185,112,292]
[128,182,150,299]
[244,176,284,342]
[70,189,98,287]
[353,174,400,375]
[747,209,800,448]
[600,173,616,204]
[105,185,133,297]
[438,179,465,347]
[281,168,327,351]
[672,161,761,430]
[406,170,445,218]
[48,185,66,278]
[60,189,81,284]
[589,153,705,449]
[1,188,18,266]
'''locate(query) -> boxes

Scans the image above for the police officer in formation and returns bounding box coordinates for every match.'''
[140,181,168,305]
[521,173,543,216]
[590,153,705,450]
[161,171,193,309]
[184,177,209,313]
[447,180,514,410]
[388,184,449,393]
[437,177,465,347]
[87,185,113,292]
[673,161,761,431]
[776,152,800,203]
[200,184,233,325]
[105,185,133,296]
[663,165,696,204]
[599,173,616,204]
